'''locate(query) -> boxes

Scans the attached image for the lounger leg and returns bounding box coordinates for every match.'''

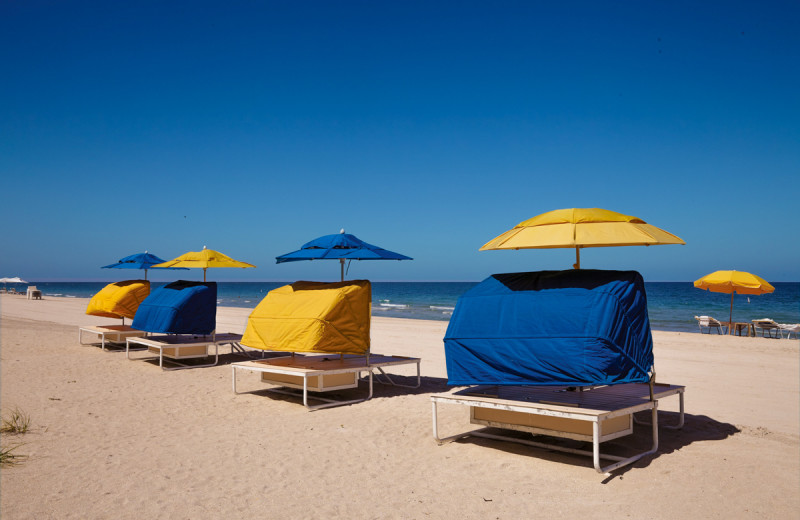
[633,391,685,429]
[432,400,473,444]
[373,362,421,389]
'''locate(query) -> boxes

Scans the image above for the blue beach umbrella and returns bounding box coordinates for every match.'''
[276,230,412,281]
[102,252,189,280]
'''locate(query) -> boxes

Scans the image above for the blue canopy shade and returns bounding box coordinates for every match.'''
[132,280,217,335]
[444,270,654,387]
[276,232,412,263]
[102,252,189,271]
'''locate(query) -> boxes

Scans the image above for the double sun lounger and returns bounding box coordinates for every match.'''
[436,270,686,474]
[432,382,685,475]
[229,280,421,410]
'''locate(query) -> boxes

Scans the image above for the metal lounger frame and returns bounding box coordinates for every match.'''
[126,332,244,370]
[431,383,685,475]
[232,354,421,411]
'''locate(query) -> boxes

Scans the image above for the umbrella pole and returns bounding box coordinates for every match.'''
[729,292,734,334]
[574,248,581,269]
[204,268,207,283]
[340,259,344,282]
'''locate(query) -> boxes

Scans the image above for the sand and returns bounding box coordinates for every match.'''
[1,293,798,519]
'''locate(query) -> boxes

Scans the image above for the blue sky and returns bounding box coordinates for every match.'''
[1,1,798,282]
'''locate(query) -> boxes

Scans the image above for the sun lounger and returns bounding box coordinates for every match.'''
[232,280,421,409]
[752,319,782,338]
[79,324,147,351]
[81,280,150,349]
[432,382,684,475]
[232,353,420,410]
[126,332,245,370]
[437,270,686,474]
[778,323,800,339]
[695,315,727,334]
[126,280,227,369]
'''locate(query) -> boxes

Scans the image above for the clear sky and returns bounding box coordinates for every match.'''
[1,1,798,282]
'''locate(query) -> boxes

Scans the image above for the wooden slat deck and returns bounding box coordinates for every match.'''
[236,354,417,373]
[128,332,243,347]
[439,383,683,417]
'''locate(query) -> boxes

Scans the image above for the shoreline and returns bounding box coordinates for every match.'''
[1,293,798,518]
[5,293,797,335]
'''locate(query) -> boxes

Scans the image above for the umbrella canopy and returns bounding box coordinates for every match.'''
[276,230,412,281]
[152,247,256,281]
[101,252,189,280]
[480,208,685,268]
[694,270,775,326]
[0,276,27,284]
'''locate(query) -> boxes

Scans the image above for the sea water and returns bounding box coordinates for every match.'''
[19,280,800,334]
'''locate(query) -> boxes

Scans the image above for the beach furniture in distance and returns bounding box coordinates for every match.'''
[752,319,783,339]
[695,315,728,334]
[232,280,421,410]
[694,270,775,335]
[79,280,150,350]
[778,323,800,339]
[433,270,685,475]
[26,286,42,299]
[125,280,246,369]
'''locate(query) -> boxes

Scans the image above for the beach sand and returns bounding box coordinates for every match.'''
[1,293,798,519]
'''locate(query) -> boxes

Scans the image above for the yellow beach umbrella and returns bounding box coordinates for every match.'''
[152,247,256,281]
[694,270,775,327]
[480,208,685,268]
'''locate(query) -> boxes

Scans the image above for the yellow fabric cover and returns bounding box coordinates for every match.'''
[86,280,151,320]
[242,280,371,354]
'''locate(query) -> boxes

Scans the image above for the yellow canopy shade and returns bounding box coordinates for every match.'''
[86,280,150,322]
[241,280,371,355]
[480,208,685,268]
[694,270,775,326]
[152,247,255,281]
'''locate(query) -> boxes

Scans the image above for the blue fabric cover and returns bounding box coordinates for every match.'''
[132,281,217,335]
[444,270,653,386]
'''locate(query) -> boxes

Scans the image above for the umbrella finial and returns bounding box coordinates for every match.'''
[340,229,345,234]
[203,245,207,250]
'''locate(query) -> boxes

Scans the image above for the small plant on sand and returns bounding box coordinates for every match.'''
[0,444,27,467]
[1,407,31,434]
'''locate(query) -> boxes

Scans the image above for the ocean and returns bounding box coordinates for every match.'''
[14,280,800,334]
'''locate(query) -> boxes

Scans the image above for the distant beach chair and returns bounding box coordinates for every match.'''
[752,319,782,339]
[778,323,800,340]
[695,315,727,334]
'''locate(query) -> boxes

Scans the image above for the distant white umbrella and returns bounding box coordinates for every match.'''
[0,276,27,291]
[0,276,27,284]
